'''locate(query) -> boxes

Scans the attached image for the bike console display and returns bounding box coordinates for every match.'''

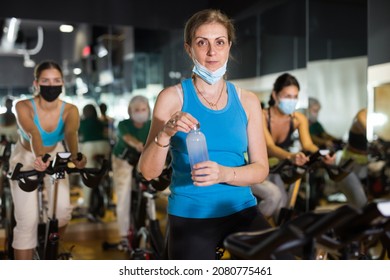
[51,152,71,168]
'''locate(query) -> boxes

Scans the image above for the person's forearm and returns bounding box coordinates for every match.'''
[65,131,79,159]
[311,135,327,146]
[29,132,45,157]
[267,145,292,160]
[139,132,170,180]
[30,136,45,157]
[123,134,143,149]
[225,162,269,186]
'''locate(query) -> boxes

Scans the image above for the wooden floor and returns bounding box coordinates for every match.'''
[62,211,129,260]
[61,185,168,260]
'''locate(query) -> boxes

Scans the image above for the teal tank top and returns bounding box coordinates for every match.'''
[168,78,257,218]
[20,99,66,147]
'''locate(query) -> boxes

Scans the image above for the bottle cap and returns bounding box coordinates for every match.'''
[193,123,200,130]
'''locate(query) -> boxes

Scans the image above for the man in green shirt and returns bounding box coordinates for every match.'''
[111,95,151,251]
[308,97,342,150]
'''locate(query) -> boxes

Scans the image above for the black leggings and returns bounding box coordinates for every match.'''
[168,206,271,260]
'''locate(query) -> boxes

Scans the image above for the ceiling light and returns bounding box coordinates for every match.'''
[1,17,21,51]
[73,68,82,75]
[23,53,35,68]
[59,24,74,33]
[97,44,108,58]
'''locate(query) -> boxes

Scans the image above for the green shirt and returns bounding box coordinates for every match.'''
[112,119,151,157]
[309,121,325,136]
[79,118,106,142]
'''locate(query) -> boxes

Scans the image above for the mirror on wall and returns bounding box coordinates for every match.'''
[1,1,309,118]
[230,0,307,108]
[371,84,390,141]
[0,18,168,121]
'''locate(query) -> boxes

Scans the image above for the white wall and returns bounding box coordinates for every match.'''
[307,57,367,139]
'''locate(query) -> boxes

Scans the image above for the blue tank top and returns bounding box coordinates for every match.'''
[168,78,257,218]
[20,99,66,147]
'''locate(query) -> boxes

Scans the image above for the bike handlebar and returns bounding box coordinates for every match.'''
[8,152,109,192]
[269,149,354,184]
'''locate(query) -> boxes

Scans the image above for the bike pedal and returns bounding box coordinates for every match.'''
[131,248,150,260]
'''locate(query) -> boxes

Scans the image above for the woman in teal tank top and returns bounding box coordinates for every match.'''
[9,60,87,260]
[139,9,272,260]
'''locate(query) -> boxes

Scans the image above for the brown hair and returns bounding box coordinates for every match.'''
[268,73,300,107]
[184,9,236,45]
[34,60,63,80]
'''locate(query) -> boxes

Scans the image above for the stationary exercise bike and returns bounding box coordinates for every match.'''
[0,137,15,259]
[8,152,108,259]
[267,149,354,225]
[102,158,172,260]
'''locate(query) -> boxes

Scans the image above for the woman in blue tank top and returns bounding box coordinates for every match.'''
[139,9,272,260]
[9,60,87,259]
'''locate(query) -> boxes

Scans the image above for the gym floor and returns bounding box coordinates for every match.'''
[62,204,128,260]
[61,184,169,260]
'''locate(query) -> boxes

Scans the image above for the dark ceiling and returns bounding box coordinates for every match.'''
[0,0,281,30]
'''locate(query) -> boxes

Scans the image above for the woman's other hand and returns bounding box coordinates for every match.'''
[289,152,309,166]
[72,153,87,169]
[322,152,336,165]
[190,160,222,186]
[34,155,51,172]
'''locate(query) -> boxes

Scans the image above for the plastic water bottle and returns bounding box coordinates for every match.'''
[186,123,209,170]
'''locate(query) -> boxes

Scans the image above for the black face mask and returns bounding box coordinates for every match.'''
[39,85,62,102]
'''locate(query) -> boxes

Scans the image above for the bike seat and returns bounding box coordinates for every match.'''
[224,205,359,260]
[332,200,390,243]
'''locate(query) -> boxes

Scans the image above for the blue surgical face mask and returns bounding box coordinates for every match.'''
[192,58,227,85]
[278,98,297,115]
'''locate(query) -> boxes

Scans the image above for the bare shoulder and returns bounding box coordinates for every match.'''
[63,101,78,113]
[63,101,80,120]
[154,84,183,116]
[157,84,181,101]
[292,111,307,121]
[64,101,78,111]
[15,98,32,114]
[235,86,261,112]
[357,108,367,119]
[355,108,367,130]
[15,98,31,108]
[292,111,309,127]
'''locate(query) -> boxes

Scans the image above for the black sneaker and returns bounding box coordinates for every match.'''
[86,213,102,223]
[117,238,130,252]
